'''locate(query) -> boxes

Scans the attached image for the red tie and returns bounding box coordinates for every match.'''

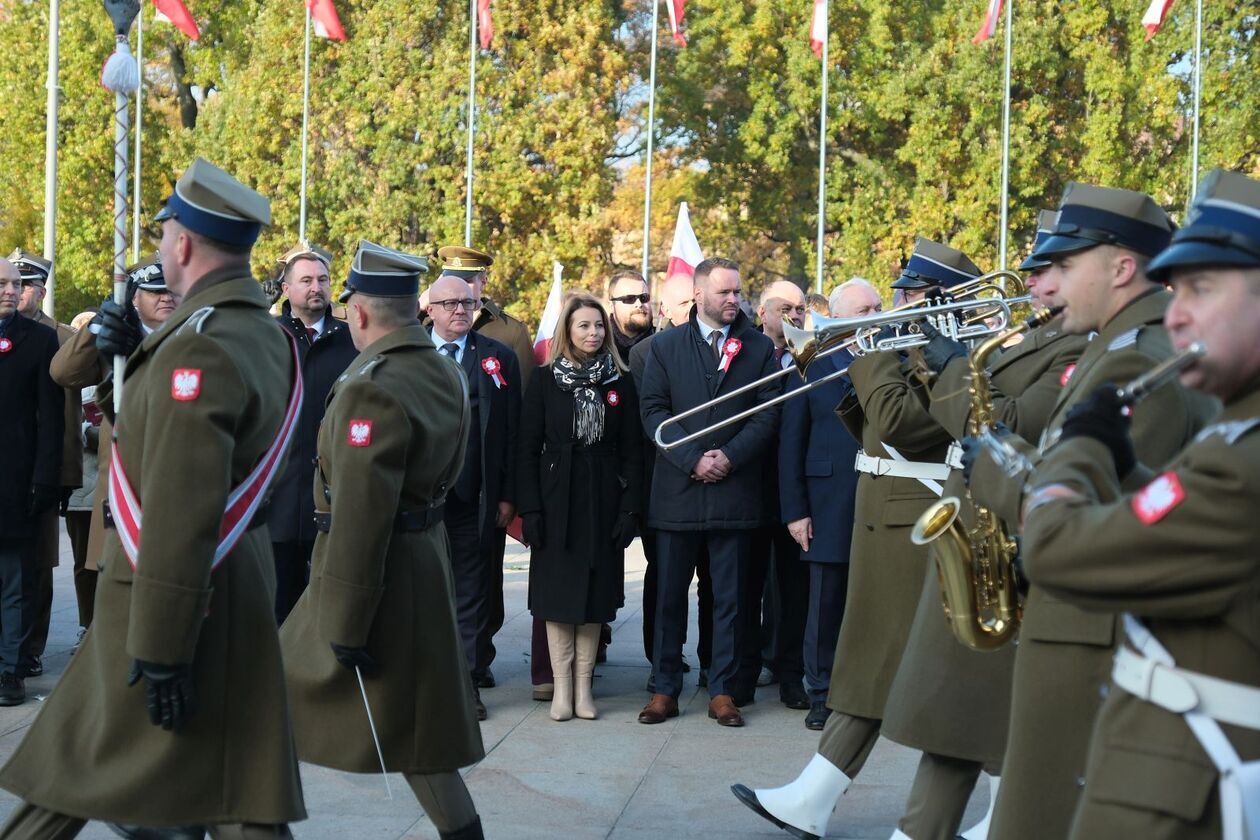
[305,326,317,341]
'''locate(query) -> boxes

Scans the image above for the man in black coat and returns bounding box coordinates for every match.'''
[268,242,358,622]
[638,257,779,727]
[0,259,63,706]
[427,274,521,719]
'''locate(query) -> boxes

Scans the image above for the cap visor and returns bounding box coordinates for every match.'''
[1029,234,1098,261]
[1148,240,1259,282]
[891,276,933,290]
[1018,254,1050,271]
[153,204,173,222]
[337,287,355,304]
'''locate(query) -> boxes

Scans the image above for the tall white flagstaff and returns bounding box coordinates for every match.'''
[1188,0,1203,200]
[997,0,1013,270]
[41,0,62,317]
[814,0,829,294]
[640,0,661,280]
[463,0,478,247]
[132,8,143,260]
[299,3,313,241]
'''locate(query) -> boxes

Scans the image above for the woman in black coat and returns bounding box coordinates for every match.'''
[517,294,642,721]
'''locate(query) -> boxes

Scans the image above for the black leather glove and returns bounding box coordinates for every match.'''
[1059,383,1136,478]
[96,298,143,360]
[919,322,968,373]
[609,512,638,550]
[28,484,61,518]
[127,659,196,732]
[330,643,378,673]
[958,422,1012,486]
[521,512,545,550]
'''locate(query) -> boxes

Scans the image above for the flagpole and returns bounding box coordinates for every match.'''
[641,0,660,281]
[132,8,143,261]
[997,0,1013,271]
[814,0,829,295]
[299,3,312,241]
[1188,0,1202,200]
[41,0,61,317]
[464,0,478,247]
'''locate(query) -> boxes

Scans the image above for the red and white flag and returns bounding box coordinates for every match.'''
[667,202,704,279]
[971,0,1002,44]
[308,0,347,41]
[1141,0,1176,39]
[810,0,827,58]
[153,0,200,41]
[478,0,494,49]
[666,0,687,47]
[533,261,564,365]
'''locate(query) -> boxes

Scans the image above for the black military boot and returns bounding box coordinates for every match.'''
[0,672,25,706]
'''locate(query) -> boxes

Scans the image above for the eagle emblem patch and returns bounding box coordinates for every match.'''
[1132,471,1185,525]
[171,369,202,401]
[347,419,373,447]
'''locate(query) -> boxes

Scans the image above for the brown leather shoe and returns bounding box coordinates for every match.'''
[638,693,679,724]
[708,694,744,727]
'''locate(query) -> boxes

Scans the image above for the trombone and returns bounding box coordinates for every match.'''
[652,270,1028,452]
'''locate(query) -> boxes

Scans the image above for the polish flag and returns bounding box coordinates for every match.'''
[666,202,704,279]
[308,0,347,41]
[1141,0,1176,39]
[810,0,827,58]
[533,261,564,365]
[478,0,494,49]
[666,0,687,47]
[971,0,1002,44]
[153,0,200,41]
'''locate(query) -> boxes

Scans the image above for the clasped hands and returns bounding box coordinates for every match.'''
[691,450,731,483]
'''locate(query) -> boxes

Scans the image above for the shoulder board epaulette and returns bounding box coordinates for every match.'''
[174,306,216,336]
[1108,328,1139,351]
[1194,418,1260,446]
[339,356,385,383]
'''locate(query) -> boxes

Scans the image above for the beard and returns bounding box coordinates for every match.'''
[622,309,651,333]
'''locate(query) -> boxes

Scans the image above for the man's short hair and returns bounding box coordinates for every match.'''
[188,228,253,258]
[606,269,646,299]
[360,294,419,327]
[828,276,876,314]
[806,293,829,314]
[694,257,739,284]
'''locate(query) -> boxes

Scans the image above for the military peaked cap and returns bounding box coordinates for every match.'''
[126,255,167,292]
[1019,210,1060,271]
[437,245,493,279]
[1148,170,1260,281]
[278,241,334,271]
[1031,183,1174,260]
[7,249,51,285]
[153,157,271,247]
[338,240,428,303]
[892,237,982,290]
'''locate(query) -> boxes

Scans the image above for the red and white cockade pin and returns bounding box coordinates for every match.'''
[1132,471,1185,525]
[0,337,11,353]
[482,356,506,389]
[718,338,742,373]
[347,419,373,447]
[170,368,202,401]
[1059,364,1076,386]
[606,390,620,406]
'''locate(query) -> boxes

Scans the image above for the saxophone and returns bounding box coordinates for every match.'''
[910,305,1060,652]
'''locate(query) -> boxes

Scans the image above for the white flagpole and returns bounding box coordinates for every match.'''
[997,0,1013,271]
[814,0,829,295]
[41,0,61,317]
[641,0,660,281]
[464,0,478,247]
[1188,0,1202,200]
[299,3,313,241]
[132,8,143,261]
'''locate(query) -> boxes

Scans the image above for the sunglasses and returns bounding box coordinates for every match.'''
[611,293,650,305]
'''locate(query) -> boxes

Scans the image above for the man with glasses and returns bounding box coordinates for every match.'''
[426,274,521,719]
[606,270,654,359]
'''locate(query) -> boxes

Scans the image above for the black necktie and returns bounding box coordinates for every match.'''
[441,342,459,359]
[305,326,317,341]
[709,331,723,363]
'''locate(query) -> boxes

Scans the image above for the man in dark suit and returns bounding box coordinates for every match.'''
[0,258,64,706]
[778,279,879,731]
[269,241,359,622]
[638,257,779,727]
[427,274,521,720]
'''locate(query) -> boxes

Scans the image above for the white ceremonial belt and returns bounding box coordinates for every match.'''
[945,441,964,470]
[1113,645,1260,731]
[854,451,951,482]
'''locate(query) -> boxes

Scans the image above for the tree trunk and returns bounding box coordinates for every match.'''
[169,43,199,130]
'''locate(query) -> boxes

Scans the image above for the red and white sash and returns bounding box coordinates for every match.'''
[109,331,304,571]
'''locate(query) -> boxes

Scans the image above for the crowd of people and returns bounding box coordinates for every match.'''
[0,155,1256,840]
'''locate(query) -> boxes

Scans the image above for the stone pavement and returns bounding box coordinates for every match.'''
[0,534,990,839]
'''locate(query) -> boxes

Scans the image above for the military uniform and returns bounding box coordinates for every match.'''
[967,184,1219,840]
[0,159,306,836]
[280,241,485,840]
[1020,169,1260,840]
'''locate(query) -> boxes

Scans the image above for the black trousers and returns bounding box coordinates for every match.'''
[272,540,314,624]
[739,523,808,693]
[804,561,849,703]
[641,525,712,669]
[653,530,749,699]
[475,525,507,678]
[0,538,37,675]
[445,495,486,672]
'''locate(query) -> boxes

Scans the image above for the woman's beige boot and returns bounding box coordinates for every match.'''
[574,623,600,720]
[545,622,575,721]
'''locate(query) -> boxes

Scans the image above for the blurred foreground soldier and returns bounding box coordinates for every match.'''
[49,256,177,635]
[10,249,81,680]
[1019,170,1260,840]
[270,242,357,623]
[438,244,532,688]
[0,259,63,707]
[281,241,486,840]
[965,183,1218,839]
[0,157,307,838]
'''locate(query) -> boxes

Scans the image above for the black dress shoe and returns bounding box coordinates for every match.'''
[731,784,821,840]
[21,656,42,678]
[780,681,810,710]
[474,688,487,721]
[106,825,206,839]
[0,672,25,706]
[474,669,495,689]
[805,700,831,730]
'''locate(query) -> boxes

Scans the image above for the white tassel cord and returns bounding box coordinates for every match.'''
[101,35,139,93]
